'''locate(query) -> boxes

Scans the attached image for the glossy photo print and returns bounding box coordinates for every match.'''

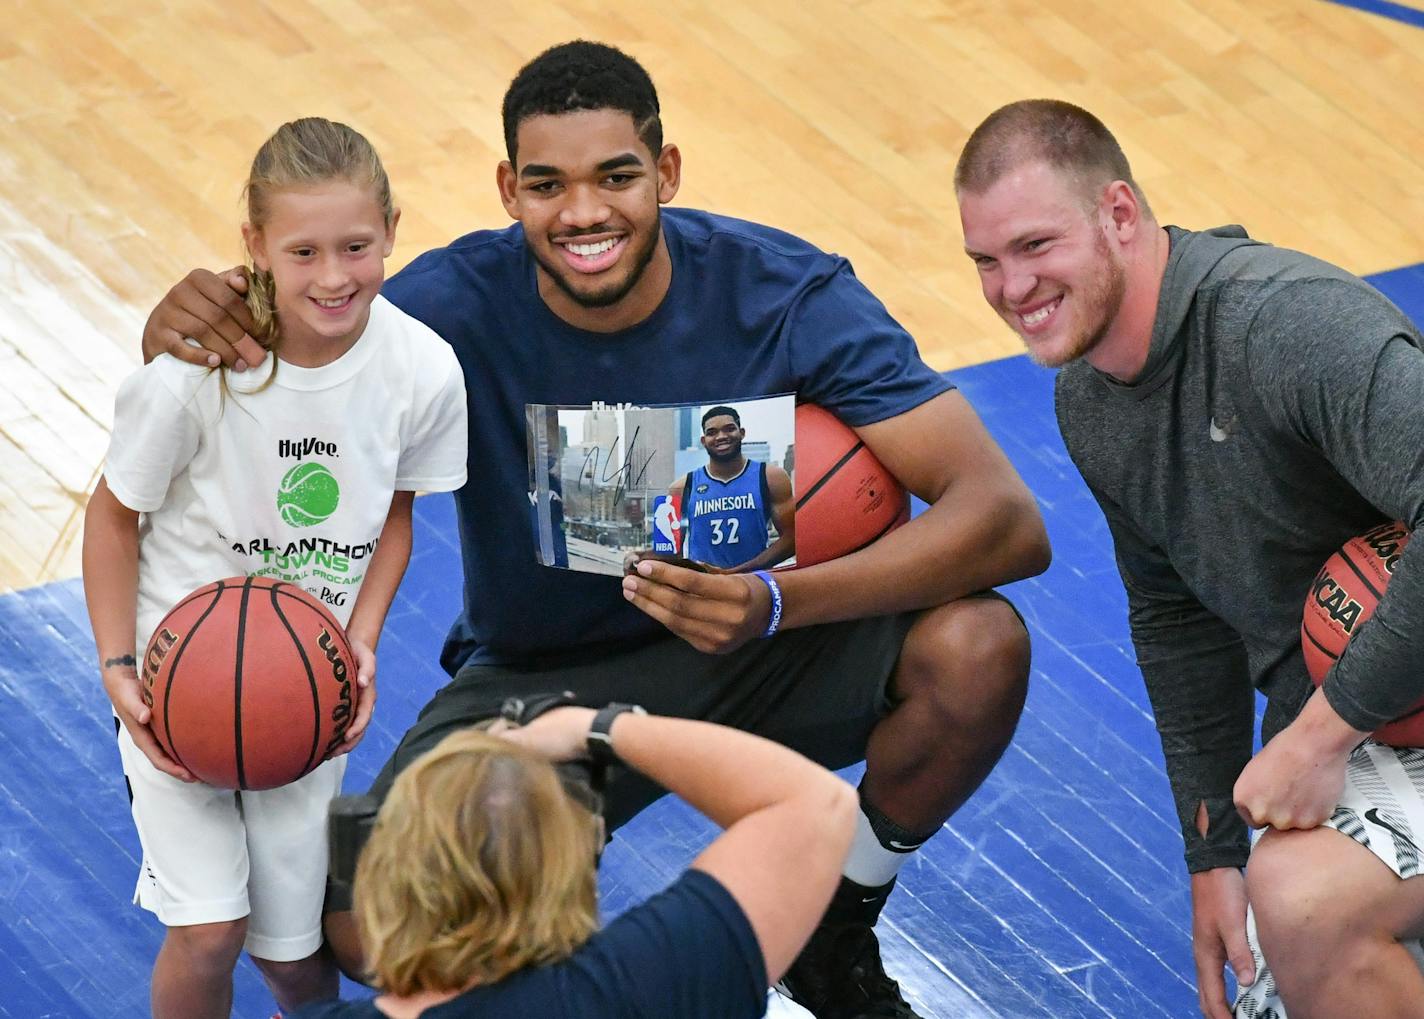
[526,395,796,577]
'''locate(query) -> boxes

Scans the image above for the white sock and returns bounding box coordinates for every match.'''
[842,806,914,887]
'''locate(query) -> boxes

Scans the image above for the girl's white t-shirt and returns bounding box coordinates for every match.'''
[104,295,468,647]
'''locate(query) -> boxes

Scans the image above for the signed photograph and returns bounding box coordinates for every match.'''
[526,395,796,577]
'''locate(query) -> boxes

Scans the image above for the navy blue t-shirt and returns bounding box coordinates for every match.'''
[290,869,763,1019]
[383,208,951,670]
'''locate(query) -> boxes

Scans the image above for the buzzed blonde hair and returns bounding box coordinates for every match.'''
[241,116,394,351]
[955,99,1152,218]
[355,729,600,996]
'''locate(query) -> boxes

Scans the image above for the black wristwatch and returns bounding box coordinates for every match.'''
[587,703,646,766]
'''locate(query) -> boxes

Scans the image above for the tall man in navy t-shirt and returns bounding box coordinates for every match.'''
[674,405,794,572]
[141,42,1051,1019]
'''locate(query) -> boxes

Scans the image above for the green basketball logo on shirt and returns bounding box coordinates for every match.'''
[277,462,340,527]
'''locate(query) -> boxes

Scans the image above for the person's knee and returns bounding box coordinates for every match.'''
[894,598,1029,735]
[165,917,248,970]
[1247,833,1315,941]
[323,909,370,983]
[1247,829,1385,958]
[251,946,339,1008]
[251,948,328,984]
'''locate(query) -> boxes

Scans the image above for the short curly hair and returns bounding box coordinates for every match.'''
[701,405,742,429]
[501,40,662,164]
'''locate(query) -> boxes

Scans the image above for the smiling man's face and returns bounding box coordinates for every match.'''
[499,108,680,329]
[701,415,744,463]
[959,160,1127,368]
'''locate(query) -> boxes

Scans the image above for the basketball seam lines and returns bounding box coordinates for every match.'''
[1388,701,1424,724]
[272,583,353,760]
[161,579,228,776]
[1302,624,1341,661]
[795,440,865,510]
[163,583,229,617]
[271,585,345,633]
[233,578,253,790]
[269,586,324,778]
[1339,547,1385,603]
[844,505,905,558]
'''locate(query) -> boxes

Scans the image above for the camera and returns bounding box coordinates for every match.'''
[326,693,610,910]
[327,793,380,912]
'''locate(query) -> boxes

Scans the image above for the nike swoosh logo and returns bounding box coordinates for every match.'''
[887,839,920,851]
[1209,418,1229,442]
[1365,807,1413,844]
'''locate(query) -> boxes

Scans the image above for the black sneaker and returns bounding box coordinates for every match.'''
[778,920,922,1019]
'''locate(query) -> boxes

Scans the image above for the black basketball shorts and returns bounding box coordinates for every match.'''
[367,590,1022,831]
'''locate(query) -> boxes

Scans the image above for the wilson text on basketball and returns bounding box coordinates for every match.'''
[140,626,179,708]
[318,628,354,756]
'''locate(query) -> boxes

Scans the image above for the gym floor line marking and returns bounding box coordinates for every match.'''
[1324,0,1424,30]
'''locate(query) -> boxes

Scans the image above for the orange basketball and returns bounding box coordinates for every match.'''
[792,404,908,568]
[1302,521,1421,746]
[140,576,357,789]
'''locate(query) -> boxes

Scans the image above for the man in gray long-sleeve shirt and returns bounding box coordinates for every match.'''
[953,99,1424,1019]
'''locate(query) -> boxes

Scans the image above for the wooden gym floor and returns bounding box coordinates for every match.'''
[4,4,1424,1016]
[1,0,1423,595]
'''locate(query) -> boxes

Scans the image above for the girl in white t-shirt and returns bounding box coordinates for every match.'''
[82,117,468,1019]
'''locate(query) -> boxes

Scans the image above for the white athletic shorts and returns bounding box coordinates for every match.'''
[1234,741,1424,1018]
[116,723,346,962]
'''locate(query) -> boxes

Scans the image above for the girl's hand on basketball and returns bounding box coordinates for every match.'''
[327,639,377,758]
[102,667,197,783]
[621,560,770,654]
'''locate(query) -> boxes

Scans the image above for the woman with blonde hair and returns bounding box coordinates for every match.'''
[294,705,858,1017]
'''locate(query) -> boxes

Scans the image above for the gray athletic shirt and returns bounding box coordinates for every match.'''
[1056,225,1424,872]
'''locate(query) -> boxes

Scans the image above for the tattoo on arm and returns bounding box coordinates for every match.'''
[103,654,137,670]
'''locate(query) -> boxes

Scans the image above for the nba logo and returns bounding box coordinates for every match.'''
[651,495,680,554]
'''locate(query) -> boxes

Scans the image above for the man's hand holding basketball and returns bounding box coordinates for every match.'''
[326,638,377,759]
[1234,688,1361,830]
[102,663,197,783]
[622,559,771,654]
[141,267,267,371]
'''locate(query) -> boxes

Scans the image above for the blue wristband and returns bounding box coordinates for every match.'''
[752,570,783,639]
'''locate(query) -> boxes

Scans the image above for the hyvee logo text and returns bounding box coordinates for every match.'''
[278,438,339,459]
